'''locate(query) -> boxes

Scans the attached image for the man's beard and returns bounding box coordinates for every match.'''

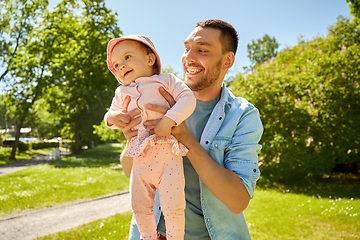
[185,59,222,92]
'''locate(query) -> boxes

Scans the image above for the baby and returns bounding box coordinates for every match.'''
[104,35,196,240]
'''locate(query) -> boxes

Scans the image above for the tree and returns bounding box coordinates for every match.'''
[2,0,52,159]
[346,0,360,23]
[44,0,121,154]
[2,0,121,158]
[247,34,279,68]
[0,0,48,83]
[161,65,180,77]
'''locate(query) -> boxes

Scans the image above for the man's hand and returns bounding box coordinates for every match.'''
[107,96,141,139]
[154,116,176,137]
[144,87,192,143]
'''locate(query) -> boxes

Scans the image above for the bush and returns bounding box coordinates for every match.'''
[18,141,59,151]
[18,142,30,151]
[93,120,126,142]
[32,142,44,150]
[231,17,360,182]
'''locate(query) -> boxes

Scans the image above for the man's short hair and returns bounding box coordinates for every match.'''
[195,19,238,55]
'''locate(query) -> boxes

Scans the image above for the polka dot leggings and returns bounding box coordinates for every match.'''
[130,142,185,240]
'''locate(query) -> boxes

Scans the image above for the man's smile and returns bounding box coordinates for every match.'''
[186,68,202,74]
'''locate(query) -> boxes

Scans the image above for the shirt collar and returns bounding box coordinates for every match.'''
[219,83,232,110]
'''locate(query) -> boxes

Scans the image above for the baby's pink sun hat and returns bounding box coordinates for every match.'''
[107,35,161,83]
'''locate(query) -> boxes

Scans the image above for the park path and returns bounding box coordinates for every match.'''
[0,191,131,240]
[0,150,70,177]
[0,152,131,240]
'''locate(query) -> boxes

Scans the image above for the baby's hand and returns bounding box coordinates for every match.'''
[154,116,176,137]
[107,110,132,129]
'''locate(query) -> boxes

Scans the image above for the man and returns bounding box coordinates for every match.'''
[118,19,263,240]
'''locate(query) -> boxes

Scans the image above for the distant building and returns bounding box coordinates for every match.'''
[1,128,31,138]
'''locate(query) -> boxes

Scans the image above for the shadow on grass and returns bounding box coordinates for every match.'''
[257,172,360,199]
[0,148,49,166]
[48,143,125,169]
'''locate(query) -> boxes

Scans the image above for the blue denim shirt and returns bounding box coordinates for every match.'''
[128,84,263,240]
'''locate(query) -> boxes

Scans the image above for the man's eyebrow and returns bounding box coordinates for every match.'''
[183,40,211,46]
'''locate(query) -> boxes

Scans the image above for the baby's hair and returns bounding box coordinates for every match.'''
[134,40,160,75]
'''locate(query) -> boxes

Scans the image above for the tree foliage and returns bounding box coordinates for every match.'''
[0,95,12,129]
[1,0,121,158]
[43,0,121,153]
[346,0,360,22]
[232,17,360,182]
[0,0,48,82]
[93,120,125,142]
[1,0,51,159]
[247,34,279,68]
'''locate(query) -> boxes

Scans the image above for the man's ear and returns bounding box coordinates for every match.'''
[147,53,156,67]
[223,51,235,70]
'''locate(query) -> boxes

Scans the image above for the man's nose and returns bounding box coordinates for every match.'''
[182,49,195,64]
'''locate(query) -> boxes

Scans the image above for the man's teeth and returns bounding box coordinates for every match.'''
[188,68,200,74]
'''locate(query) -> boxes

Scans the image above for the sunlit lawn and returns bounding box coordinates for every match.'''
[2,142,359,239]
[36,175,360,240]
[0,143,129,216]
[245,184,360,239]
[0,147,63,166]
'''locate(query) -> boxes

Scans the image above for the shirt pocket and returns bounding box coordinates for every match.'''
[209,138,231,150]
[208,139,231,166]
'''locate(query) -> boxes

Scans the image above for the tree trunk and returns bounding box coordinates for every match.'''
[74,120,81,155]
[9,117,25,160]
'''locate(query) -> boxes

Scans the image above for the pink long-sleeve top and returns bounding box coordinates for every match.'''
[104,73,196,157]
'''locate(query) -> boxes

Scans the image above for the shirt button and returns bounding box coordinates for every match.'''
[207,218,210,222]
[219,117,222,120]
[214,144,218,148]
[253,169,257,172]
[205,141,209,144]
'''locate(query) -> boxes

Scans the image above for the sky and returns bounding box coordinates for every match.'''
[0,0,352,92]
[98,0,352,74]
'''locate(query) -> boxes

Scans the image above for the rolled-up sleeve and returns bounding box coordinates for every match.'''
[224,105,263,199]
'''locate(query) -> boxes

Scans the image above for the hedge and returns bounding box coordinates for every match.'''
[231,17,359,182]
[18,142,60,151]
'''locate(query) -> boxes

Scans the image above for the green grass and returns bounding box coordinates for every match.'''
[0,147,63,166]
[2,142,359,239]
[34,175,360,240]
[244,186,360,239]
[0,143,130,216]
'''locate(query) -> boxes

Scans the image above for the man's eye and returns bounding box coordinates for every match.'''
[125,55,131,60]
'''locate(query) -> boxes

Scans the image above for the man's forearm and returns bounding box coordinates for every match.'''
[182,136,250,214]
